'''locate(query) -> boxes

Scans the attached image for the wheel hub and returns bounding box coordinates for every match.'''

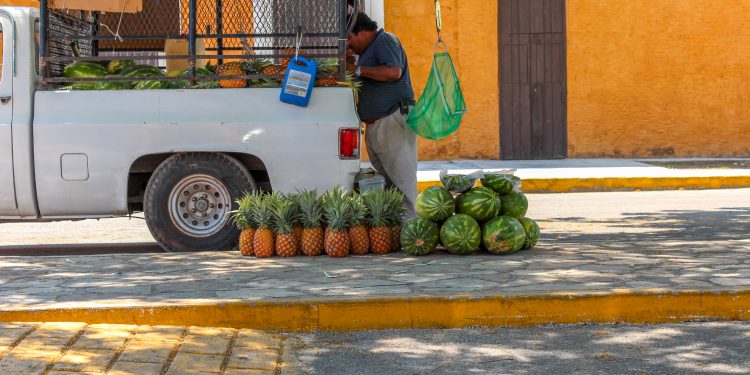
[168,175,231,238]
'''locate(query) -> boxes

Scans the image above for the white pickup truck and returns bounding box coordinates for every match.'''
[0,7,361,251]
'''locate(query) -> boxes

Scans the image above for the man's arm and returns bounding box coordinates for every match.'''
[348,64,402,82]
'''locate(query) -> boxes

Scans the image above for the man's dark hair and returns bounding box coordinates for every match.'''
[350,12,378,34]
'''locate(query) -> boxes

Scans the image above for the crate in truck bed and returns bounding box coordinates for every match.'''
[39,0,350,89]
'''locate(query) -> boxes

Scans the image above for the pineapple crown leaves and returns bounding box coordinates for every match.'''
[269,193,297,235]
[322,186,352,232]
[362,189,390,228]
[295,189,324,229]
[231,191,259,230]
[249,192,275,229]
[348,192,367,226]
[316,58,339,74]
[384,187,407,225]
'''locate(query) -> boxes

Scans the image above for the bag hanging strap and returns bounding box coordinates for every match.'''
[435,0,443,43]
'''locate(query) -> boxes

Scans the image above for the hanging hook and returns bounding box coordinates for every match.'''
[435,0,443,42]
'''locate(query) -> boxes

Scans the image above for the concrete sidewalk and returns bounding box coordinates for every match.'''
[391,158,750,192]
[1,245,748,331]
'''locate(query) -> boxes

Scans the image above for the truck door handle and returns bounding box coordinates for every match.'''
[0,96,10,104]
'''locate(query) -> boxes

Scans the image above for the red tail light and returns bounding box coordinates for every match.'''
[339,128,360,159]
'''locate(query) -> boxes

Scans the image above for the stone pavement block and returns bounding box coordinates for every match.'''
[18,336,72,348]
[47,371,101,375]
[235,330,282,350]
[131,327,184,343]
[51,348,116,373]
[108,361,164,375]
[226,348,278,371]
[223,368,274,375]
[0,356,49,375]
[166,353,224,374]
[179,334,233,355]
[71,335,128,350]
[136,325,186,337]
[188,326,236,338]
[7,345,65,361]
[72,324,134,350]
[0,322,38,330]
[33,322,86,338]
[0,336,18,346]
[117,347,174,364]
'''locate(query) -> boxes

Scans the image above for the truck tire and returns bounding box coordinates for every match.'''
[144,153,255,252]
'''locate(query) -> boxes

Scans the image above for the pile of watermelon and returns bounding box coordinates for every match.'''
[401,172,540,256]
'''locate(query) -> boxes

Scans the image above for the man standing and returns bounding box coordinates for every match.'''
[347,12,418,217]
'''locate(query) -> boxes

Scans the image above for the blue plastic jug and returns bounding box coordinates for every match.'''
[280,56,317,107]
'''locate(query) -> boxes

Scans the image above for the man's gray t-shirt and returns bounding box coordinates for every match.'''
[356,30,414,121]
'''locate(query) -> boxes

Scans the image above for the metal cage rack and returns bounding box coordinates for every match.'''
[39,0,350,87]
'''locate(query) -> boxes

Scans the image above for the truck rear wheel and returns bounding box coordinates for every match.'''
[144,153,255,252]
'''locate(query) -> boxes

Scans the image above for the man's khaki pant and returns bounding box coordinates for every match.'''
[365,109,418,218]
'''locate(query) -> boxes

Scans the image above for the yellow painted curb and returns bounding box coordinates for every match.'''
[418,176,750,193]
[2,290,748,331]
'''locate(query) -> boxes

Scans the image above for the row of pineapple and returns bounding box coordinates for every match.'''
[216,53,352,89]
[232,187,406,258]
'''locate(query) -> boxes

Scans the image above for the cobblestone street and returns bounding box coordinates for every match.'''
[0,322,292,375]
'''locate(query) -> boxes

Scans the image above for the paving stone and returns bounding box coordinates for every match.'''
[179,335,232,355]
[51,348,116,373]
[223,368,273,375]
[31,322,85,338]
[166,353,224,374]
[710,278,750,286]
[235,330,282,350]
[187,327,235,338]
[0,356,49,375]
[108,361,165,375]
[117,347,173,364]
[226,347,278,370]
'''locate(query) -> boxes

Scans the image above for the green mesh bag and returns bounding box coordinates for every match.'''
[407,45,467,140]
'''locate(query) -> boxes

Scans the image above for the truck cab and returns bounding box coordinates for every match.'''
[0,3,362,252]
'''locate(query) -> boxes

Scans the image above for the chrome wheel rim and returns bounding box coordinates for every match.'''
[168,174,231,237]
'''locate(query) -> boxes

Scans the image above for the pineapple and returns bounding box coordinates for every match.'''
[217,61,247,88]
[363,190,391,254]
[322,186,351,257]
[261,64,286,81]
[251,193,275,258]
[297,189,325,256]
[348,192,370,255]
[291,198,304,248]
[279,48,298,67]
[315,77,340,87]
[316,58,339,74]
[271,194,299,257]
[232,192,259,256]
[385,188,407,252]
[315,58,340,87]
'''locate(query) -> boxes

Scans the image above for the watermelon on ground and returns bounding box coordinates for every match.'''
[401,217,440,256]
[500,190,528,220]
[481,173,520,195]
[482,216,526,254]
[415,186,455,223]
[519,217,540,250]
[455,187,502,222]
[440,214,481,255]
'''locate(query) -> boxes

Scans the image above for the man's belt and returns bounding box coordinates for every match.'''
[362,99,412,125]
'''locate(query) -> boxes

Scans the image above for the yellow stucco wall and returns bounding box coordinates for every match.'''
[567,0,750,157]
[384,0,499,160]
